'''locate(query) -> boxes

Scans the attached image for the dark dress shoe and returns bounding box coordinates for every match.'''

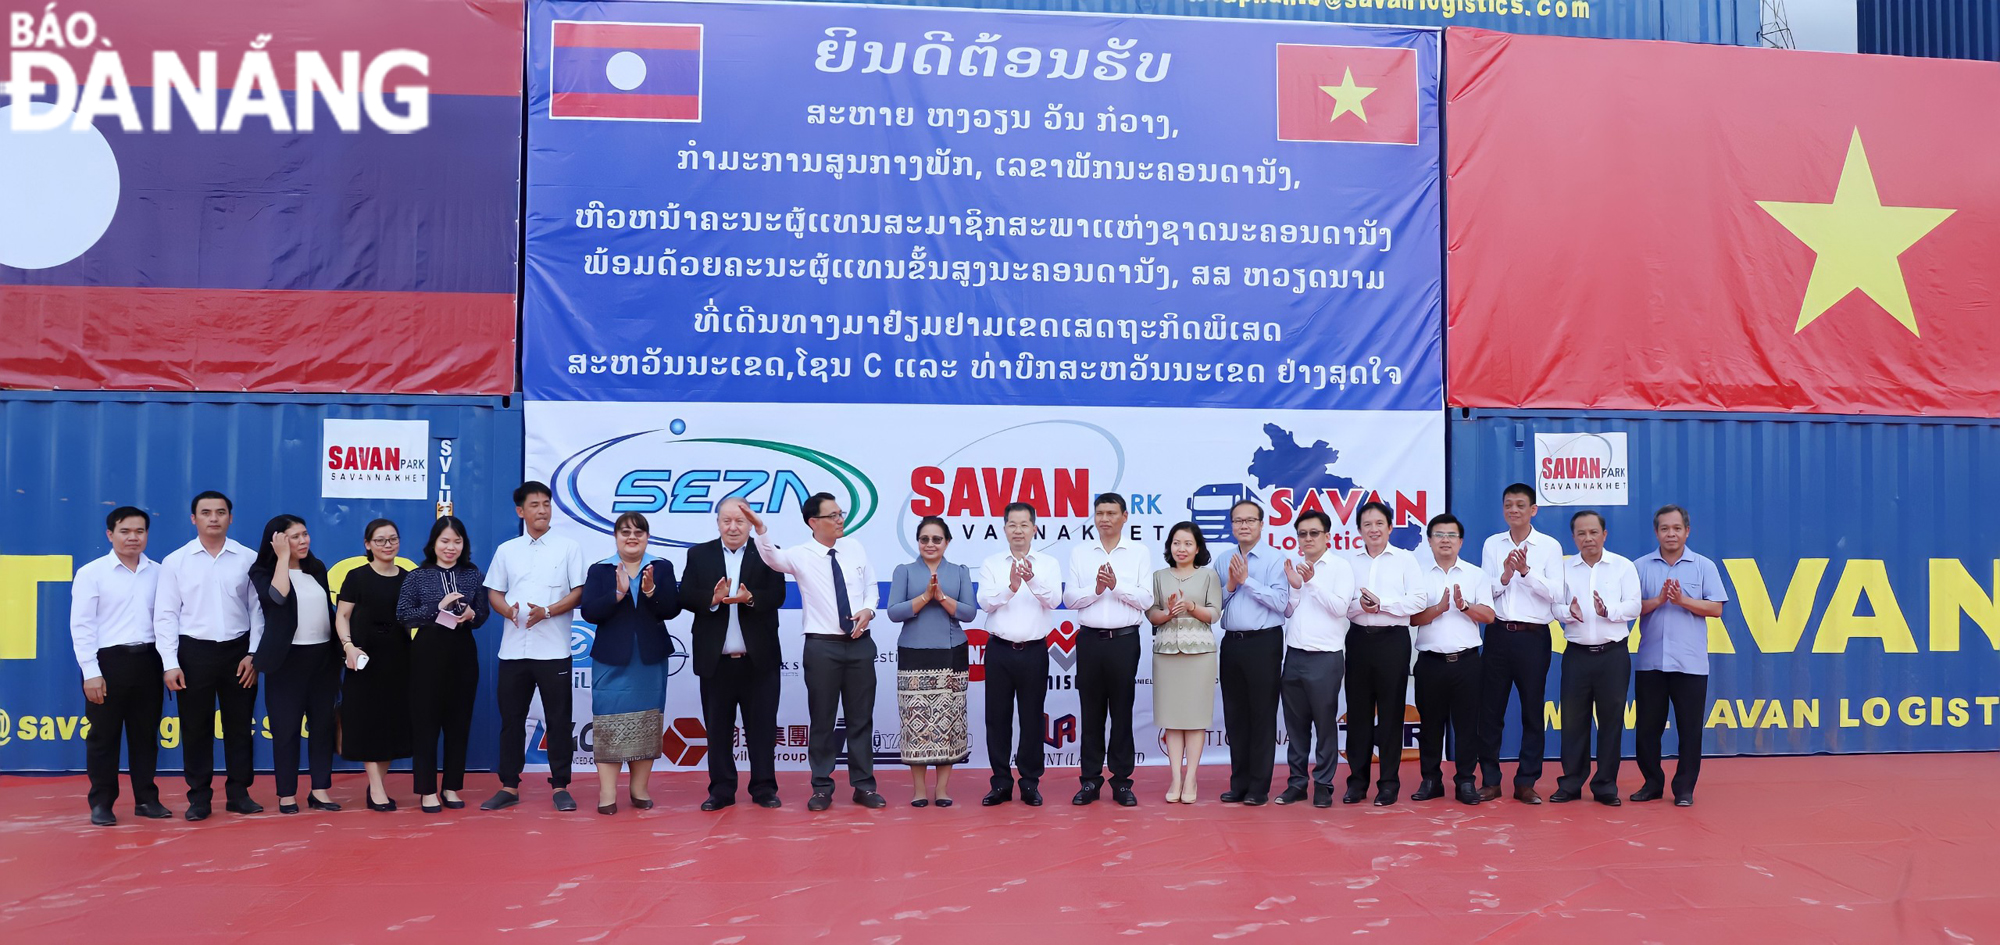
[185,804,211,822]
[629,796,655,810]
[1410,779,1446,802]
[308,796,342,812]
[278,802,300,815]
[1674,796,1694,807]
[135,802,173,819]
[90,805,117,827]
[1478,785,1502,802]
[1548,789,1580,803]
[1342,788,1367,805]
[1274,787,1308,806]
[1372,787,1398,806]
[1071,787,1100,806]
[701,797,734,812]
[597,802,617,815]
[807,793,833,811]
[1513,786,1544,805]
[935,798,954,808]
[911,798,930,808]
[981,789,1011,806]
[480,790,519,811]
[854,791,888,809]
[1112,787,1138,807]
[421,801,444,814]
[1313,787,1334,809]
[441,798,466,810]
[225,798,264,815]
[1241,794,1268,807]
[1021,787,1043,807]
[755,796,782,809]
[366,797,398,812]
[1455,784,1483,805]
[1594,793,1623,807]
[1218,790,1244,804]
[552,790,579,812]
[1629,785,1664,803]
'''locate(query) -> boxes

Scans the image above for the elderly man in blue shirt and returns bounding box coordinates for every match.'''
[1632,504,1728,807]
[1212,499,1291,806]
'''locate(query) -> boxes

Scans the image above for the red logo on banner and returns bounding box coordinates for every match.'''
[661,717,708,766]
[1275,44,1419,145]
[1047,620,1079,656]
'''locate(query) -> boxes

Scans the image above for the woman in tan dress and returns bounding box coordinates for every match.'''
[1147,522,1222,804]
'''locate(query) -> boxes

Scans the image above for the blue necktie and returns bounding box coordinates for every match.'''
[828,547,855,633]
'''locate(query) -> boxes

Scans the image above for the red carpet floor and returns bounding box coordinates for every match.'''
[3,753,1995,944]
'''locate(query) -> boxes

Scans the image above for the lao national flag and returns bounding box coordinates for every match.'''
[550,21,702,122]
[1275,44,1420,145]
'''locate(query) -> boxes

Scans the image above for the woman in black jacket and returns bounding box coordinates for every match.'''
[397,516,489,813]
[579,512,681,814]
[249,514,341,814]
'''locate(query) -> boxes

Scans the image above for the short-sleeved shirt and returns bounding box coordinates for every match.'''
[1635,548,1729,675]
[486,532,588,661]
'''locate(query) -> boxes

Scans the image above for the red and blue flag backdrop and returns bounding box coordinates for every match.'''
[0,0,523,394]
[549,20,703,121]
[1445,29,2000,418]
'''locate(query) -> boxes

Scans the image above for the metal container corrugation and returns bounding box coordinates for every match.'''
[1449,408,2000,757]
[1859,0,2000,61]
[0,391,525,772]
[803,0,1762,45]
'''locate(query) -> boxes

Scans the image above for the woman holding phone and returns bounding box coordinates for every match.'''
[249,514,341,814]
[398,516,488,814]
[335,519,411,811]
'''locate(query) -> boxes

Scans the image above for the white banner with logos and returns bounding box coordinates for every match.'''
[522,400,1442,773]
[1534,432,1630,507]
[321,418,430,500]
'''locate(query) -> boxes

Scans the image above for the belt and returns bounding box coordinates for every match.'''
[100,642,154,652]
[723,652,746,659]
[805,633,864,641]
[992,639,1047,650]
[1572,642,1624,653]
[1496,620,1546,632]
[1080,624,1138,639]
[1355,624,1408,634]
[1420,646,1480,663]
[1224,625,1282,639]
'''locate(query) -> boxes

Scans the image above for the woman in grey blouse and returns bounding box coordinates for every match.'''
[886,516,978,807]
[1146,522,1222,804]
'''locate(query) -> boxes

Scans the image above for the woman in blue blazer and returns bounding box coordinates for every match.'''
[886,516,978,807]
[579,511,682,815]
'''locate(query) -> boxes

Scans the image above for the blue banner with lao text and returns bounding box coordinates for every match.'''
[524,0,1441,409]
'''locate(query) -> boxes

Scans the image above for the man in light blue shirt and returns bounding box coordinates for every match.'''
[1633,504,1728,807]
[1213,499,1290,805]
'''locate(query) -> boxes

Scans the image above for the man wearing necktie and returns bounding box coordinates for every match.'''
[747,494,885,811]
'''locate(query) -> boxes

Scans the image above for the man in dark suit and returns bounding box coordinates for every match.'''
[679,497,788,810]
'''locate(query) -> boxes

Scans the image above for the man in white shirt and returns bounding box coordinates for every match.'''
[155,490,265,820]
[1476,483,1565,805]
[72,506,170,826]
[1409,514,1498,806]
[1064,493,1153,807]
[1278,509,1354,809]
[977,502,1062,807]
[745,493,885,811]
[481,481,588,812]
[1550,510,1643,806]
[1343,501,1427,806]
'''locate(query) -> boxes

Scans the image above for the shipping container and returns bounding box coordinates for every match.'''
[802,0,1761,44]
[0,391,526,773]
[1448,408,2000,758]
[1859,0,2000,61]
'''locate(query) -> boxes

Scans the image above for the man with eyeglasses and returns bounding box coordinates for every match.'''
[1409,513,1496,806]
[1210,499,1289,806]
[1278,509,1354,808]
[745,493,886,811]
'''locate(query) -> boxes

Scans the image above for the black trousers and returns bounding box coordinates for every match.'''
[700,655,781,802]
[176,635,257,805]
[1556,644,1631,798]
[1478,622,1553,788]
[984,638,1050,791]
[1280,648,1343,793]
[497,657,574,789]
[1074,628,1139,791]
[410,627,478,795]
[265,642,340,798]
[1343,626,1411,792]
[1415,649,1483,788]
[1634,669,1707,799]
[85,644,163,810]
[1219,627,1284,797]
[803,634,878,794]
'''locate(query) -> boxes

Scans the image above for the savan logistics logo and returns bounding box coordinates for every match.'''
[552,418,877,548]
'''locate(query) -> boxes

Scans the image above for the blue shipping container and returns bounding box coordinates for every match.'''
[803,0,1761,44]
[0,391,526,773]
[1448,409,2000,758]
[1859,0,2000,61]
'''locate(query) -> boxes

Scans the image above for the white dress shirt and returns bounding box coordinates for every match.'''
[713,541,749,654]
[1063,539,1154,629]
[1559,551,1643,645]
[1417,558,1494,652]
[1479,528,1564,624]
[487,532,587,661]
[978,550,1062,643]
[1283,551,1354,652]
[290,571,333,645]
[154,538,264,672]
[1346,545,1427,626]
[71,552,160,679]
[754,530,877,637]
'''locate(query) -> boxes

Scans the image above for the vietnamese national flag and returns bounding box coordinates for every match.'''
[1446,29,2000,418]
[1276,44,1420,145]
[550,20,703,121]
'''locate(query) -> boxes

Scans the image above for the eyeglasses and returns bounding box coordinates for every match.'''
[917,535,947,545]
[813,511,846,522]
[1296,529,1326,539]
[369,537,399,545]
[1231,517,1261,525]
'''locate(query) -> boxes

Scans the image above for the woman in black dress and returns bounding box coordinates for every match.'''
[335,518,411,811]
[398,516,488,814]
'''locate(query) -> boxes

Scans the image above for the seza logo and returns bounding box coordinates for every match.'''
[553,421,876,548]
